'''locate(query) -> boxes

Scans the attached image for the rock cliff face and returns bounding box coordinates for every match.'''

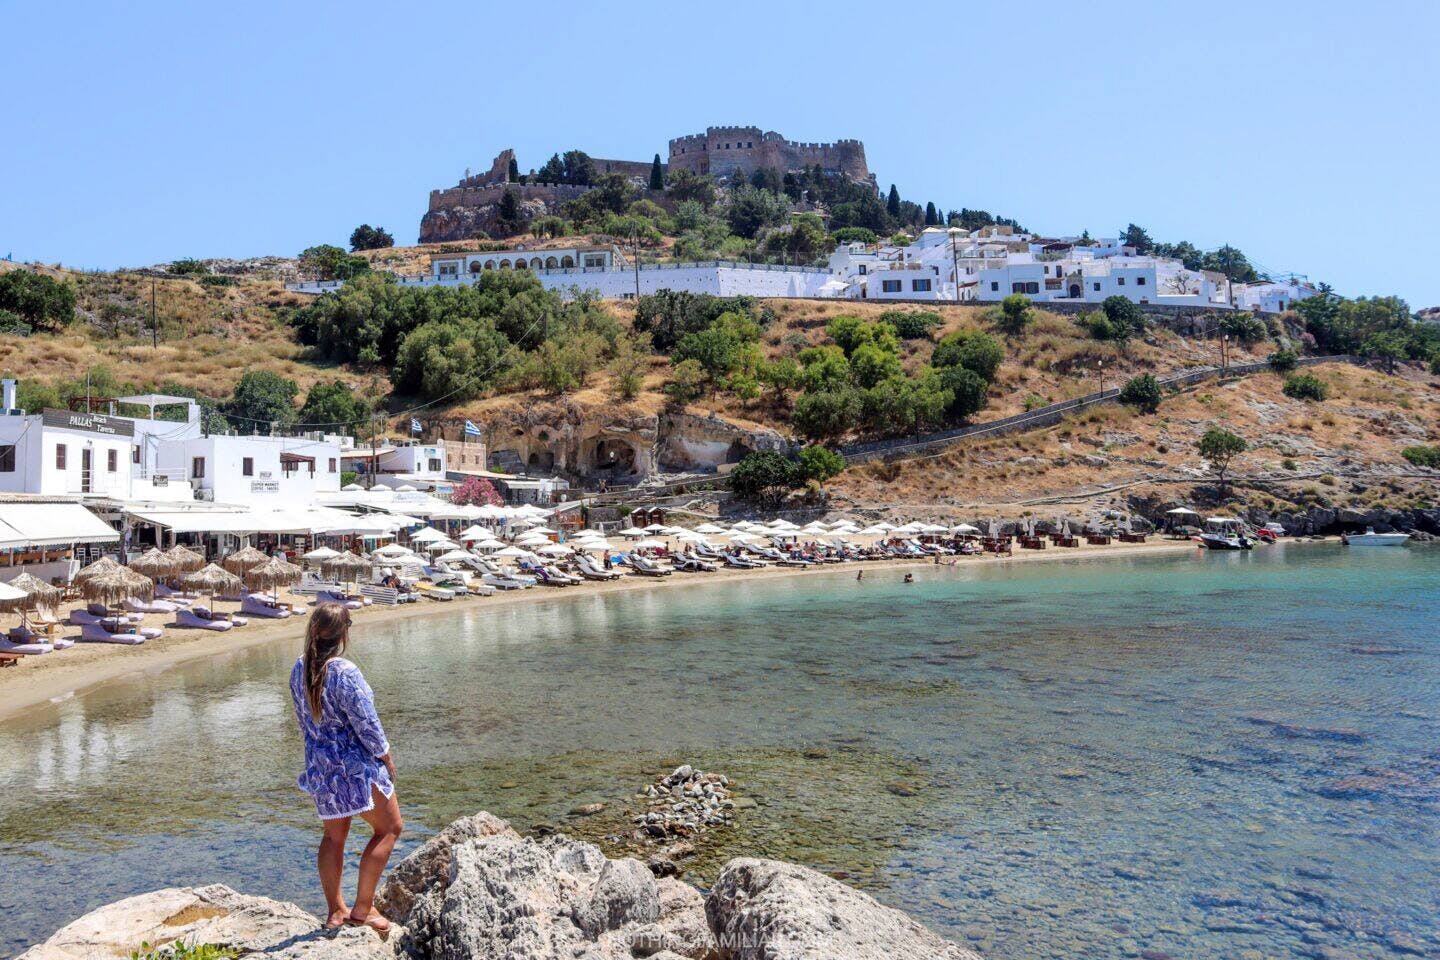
[21,812,978,960]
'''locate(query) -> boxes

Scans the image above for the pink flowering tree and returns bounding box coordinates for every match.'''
[451,476,503,507]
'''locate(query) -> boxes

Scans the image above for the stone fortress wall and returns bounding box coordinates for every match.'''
[667,126,871,182]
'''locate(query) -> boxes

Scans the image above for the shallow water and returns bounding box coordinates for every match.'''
[1,544,1437,959]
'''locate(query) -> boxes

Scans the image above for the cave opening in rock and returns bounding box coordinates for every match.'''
[590,438,637,475]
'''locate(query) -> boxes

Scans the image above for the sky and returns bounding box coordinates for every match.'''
[3,0,1438,307]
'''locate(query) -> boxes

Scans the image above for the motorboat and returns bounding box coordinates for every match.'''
[1197,517,1254,551]
[1342,527,1411,546]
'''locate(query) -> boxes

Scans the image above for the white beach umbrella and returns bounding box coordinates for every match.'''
[493,546,530,559]
[457,524,492,540]
[676,531,710,543]
[694,523,726,535]
[303,546,340,561]
[372,542,412,557]
[341,483,365,492]
[635,538,667,549]
[619,526,646,538]
[538,543,571,556]
[470,540,502,553]
[921,523,949,533]
[435,550,473,564]
[858,525,889,535]
[425,539,461,552]
[642,523,667,533]
[528,526,557,535]
[408,527,446,543]
[952,523,981,534]
[1166,507,1200,516]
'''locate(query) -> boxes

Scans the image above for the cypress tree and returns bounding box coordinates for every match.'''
[886,184,901,218]
[649,154,664,191]
[507,156,519,182]
[924,201,938,226]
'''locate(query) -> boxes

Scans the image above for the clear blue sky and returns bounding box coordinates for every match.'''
[4,0,1437,307]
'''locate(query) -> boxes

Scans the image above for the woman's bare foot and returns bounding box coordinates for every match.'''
[324,906,350,930]
[345,908,391,934]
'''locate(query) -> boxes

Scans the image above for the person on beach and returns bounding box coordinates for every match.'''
[856,570,863,581]
[903,572,914,583]
[290,602,402,933]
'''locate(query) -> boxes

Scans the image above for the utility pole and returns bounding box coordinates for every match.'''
[368,415,378,490]
[151,277,158,349]
[631,226,641,300]
[950,232,962,304]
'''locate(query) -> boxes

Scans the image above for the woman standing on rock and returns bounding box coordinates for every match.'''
[290,602,403,933]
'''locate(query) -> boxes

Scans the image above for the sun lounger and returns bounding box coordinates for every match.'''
[630,555,674,576]
[78,622,146,645]
[176,608,234,631]
[481,572,528,590]
[77,605,142,625]
[155,584,197,605]
[414,583,456,601]
[124,597,180,615]
[1,634,54,655]
[193,605,248,627]
[315,590,364,610]
[575,556,623,580]
[241,594,293,619]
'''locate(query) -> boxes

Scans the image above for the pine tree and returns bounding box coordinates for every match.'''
[649,154,664,191]
[886,184,901,218]
[924,202,938,226]
[507,156,519,182]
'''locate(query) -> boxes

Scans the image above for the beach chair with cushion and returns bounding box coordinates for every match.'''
[124,597,180,615]
[241,594,293,619]
[78,622,146,645]
[176,607,234,631]
[1,632,55,655]
[193,605,248,627]
[315,590,363,611]
[77,605,143,625]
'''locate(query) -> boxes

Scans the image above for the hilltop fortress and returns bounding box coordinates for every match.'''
[419,126,872,243]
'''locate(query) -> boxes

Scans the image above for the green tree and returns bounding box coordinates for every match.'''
[850,342,903,388]
[797,345,853,392]
[561,150,595,185]
[0,270,76,331]
[864,372,952,436]
[797,445,846,486]
[932,329,1003,382]
[886,184,901,219]
[924,202,939,226]
[348,224,394,251]
[663,358,707,403]
[997,293,1033,336]
[298,244,369,281]
[298,380,367,435]
[531,215,568,240]
[1362,330,1408,374]
[1197,427,1247,491]
[831,227,878,245]
[936,365,988,420]
[1120,223,1154,254]
[728,450,799,503]
[880,310,940,340]
[225,370,299,433]
[792,387,861,441]
[727,185,791,239]
[1282,373,1328,401]
[391,319,512,402]
[757,356,803,407]
[665,170,718,209]
[1220,312,1267,344]
[495,187,527,235]
[607,333,648,401]
[648,154,664,191]
[826,315,898,357]
[1118,374,1163,413]
[169,258,209,276]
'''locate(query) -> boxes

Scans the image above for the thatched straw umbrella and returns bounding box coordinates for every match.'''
[221,545,269,576]
[0,572,59,633]
[245,556,303,605]
[81,567,154,622]
[164,544,205,574]
[127,547,172,580]
[321,551,371,590]
[73,556,122,586]
[182,563,244,614]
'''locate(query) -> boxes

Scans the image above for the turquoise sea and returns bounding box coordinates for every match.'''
[0,543,1436,959]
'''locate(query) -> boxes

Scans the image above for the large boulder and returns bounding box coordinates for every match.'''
[396,829,700,960]
[376,811,513,925]
[704,858,980,960]
[18,884,393,960]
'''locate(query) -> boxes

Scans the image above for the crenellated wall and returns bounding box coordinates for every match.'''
[667,127,870,181]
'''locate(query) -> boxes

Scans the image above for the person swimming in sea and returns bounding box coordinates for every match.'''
[903,573,914,583]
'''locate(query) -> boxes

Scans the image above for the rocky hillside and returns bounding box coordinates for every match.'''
[20,809,979,960]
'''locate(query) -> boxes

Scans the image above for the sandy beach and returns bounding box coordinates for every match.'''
[0,537,1202,721]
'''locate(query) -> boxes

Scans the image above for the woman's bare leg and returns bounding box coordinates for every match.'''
[350,784,403,927]
[318,816,351,927]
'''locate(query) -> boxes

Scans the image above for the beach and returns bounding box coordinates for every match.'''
[0,537,1199,722]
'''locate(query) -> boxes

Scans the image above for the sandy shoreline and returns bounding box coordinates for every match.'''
[0,538,1204,721]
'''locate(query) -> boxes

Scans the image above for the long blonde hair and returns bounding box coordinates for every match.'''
[303,602,351,721]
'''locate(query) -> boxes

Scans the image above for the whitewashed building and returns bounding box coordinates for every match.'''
[155,433,345,507]
[341,439,452,491]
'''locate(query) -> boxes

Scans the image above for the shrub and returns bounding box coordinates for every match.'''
[663,358,706,403]
[0,270,76,330]
[340,470,358,487]
[997,294,1033,335]
[1282,458,1298,471]
[849,342,903,388]
[1401,445,1440,468]
[797,445,846,485]
[298,244,369,281]
[826,315,898,357]
[1023,392,1046,411]
[391,319,512,402]
[879,310,940,340]
[1220,312,1267,344]
[1282,373,1328,402]
[632,291,755,350]
[937,365,988,420]
[451,476,503,506]
[1118,374,1163,413]
[349,224,394,251]
[792,387,861,441]
[225,370,298,434]
[831,227,878,245]
[169,258,209,275]
[932,329,1003,382]
[1268,348,1299,373]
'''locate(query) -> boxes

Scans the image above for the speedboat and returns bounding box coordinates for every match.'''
[1342,527,1410,546]
[1197,517,1254,550]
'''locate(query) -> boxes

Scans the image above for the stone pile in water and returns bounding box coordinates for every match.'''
[633,764,734,839]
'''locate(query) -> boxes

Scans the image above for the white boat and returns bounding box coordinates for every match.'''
[1197,517,1254,551]
[1342,527,1410,546]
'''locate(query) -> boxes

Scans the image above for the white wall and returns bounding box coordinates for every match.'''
[0,416,134,497]
[159,435,342,507]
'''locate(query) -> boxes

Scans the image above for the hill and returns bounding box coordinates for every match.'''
[0,252,1435,518]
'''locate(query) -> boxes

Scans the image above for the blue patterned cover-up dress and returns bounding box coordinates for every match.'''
[290,657,394,820]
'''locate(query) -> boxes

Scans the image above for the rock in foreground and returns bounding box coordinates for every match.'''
[22,811,978,960]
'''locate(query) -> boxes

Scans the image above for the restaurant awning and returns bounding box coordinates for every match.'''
[0,502,120,548]
[126,506,358,535]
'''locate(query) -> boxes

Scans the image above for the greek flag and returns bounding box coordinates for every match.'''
[463,419,481,438]
[410,417,422,434]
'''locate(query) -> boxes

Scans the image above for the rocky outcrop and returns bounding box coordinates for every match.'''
[706,858,981,960]
[18,884,391,960]
[23,813,976,960]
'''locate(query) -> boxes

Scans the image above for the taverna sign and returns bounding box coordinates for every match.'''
[42,408,137,438]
